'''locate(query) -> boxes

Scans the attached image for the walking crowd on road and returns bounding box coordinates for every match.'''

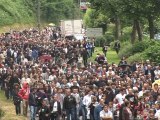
[0,27,160,120]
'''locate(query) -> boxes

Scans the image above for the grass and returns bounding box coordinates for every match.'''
[0,90,26,120]
[88,47,120,64]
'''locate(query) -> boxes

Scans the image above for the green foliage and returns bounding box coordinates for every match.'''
[104,32,114,44]
[95,37,106,47]
[0,0,81,26]
[110,41,115,50]
[118,43,133,59]
[83,8,96,27]
[0,0,35,26]
[119,40,160,63]
[42,0,81,24]
[132,41,152,54]
[144,43,160,63]
[127,53,146,63]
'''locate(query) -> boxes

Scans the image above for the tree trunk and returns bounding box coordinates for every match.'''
[148,16,154,39]
[135,20,143,41]
[131,20,137,44]
[115,16,121,40]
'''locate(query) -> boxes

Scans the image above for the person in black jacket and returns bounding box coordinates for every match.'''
[13,83,21,115]
[63,89,77,120]
[81,48,89,67]
[29,88,38,120]
[50,94,61,120]
[38,99,50,120]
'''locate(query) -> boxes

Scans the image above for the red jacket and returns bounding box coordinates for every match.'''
[18,83,30,100]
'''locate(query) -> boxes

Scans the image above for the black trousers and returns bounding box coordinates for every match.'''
[50,112,59,120]
[5,88,10,99]
[15,103,21,115]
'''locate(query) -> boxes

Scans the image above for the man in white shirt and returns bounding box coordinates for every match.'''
[83,90,93,119]
[100,105,113,120]
[154,66,160,80]
[106,67,115,77]
[50,95,61,120]
[114,88,126,105]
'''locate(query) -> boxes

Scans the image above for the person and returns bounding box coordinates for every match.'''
[83,90,93,119]
[81,48,89,67]
[18,83,30,116]
[100,105,113,120]
[63,89,77,120]
[50,94,61,120]
[71,88,80,119]
[13,83,21,115]
[29,88,38,120]
[114,40,120,54]
[4,75,11,99]
[102,45,108,57]
[89,96,98,120]
[146,109,158,120]
[94,99,105,120]
[38,99,50,120]
[122,101,133,120]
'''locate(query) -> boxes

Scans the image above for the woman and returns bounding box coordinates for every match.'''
[122,101,133,120]
[13,83,21,115]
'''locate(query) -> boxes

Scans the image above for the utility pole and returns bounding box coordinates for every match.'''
[37,0,41,32]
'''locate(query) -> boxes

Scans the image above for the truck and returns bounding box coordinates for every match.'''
[60,19,84,39]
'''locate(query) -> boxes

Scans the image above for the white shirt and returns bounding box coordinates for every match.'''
[106,71,115,77]
[154,70,160,79]
[100,110,113,119]
[52,101,58,112]
[138,91,144,98]
[83,94,93,107]
[155,109,160,119]
[115,93,126,105]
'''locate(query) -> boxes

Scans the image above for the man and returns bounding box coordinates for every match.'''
[29,88,38,120]
[114,88,126,105]
[71,88,80,119]
[94,99,105,120]
[81,48,88,67]
[100,105,113,120]
[83,90,93,119]
[114,40,120,54]
[102,45,108,57]
[50,94,61,120]
[63,89,77,120]
[38,99,50,120]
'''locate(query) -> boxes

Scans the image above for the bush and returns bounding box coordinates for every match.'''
[95,36,107,47]
[104,32,114,44]
[144,44,160,63]
[132,40,151,54]
[110,41,115,50]
[118,43,133,59]
[127,53,146,63]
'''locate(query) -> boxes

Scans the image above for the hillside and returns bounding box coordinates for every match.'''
[0,0,36,26]
[0,0,81,28]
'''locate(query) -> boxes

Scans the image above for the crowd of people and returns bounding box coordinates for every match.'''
[0,27,160,120]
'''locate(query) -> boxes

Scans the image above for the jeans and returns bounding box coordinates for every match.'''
[30,106,37,120]
[66,108,77,120]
